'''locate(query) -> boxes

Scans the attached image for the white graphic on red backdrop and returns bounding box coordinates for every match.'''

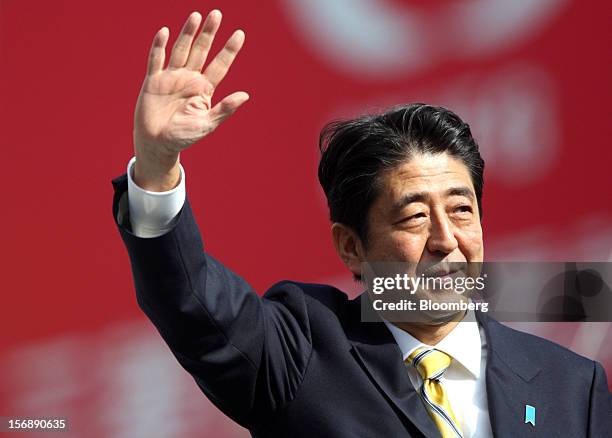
[0,323,249,438]
[283,0,568,78]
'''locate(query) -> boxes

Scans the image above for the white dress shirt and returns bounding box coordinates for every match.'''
[384,312,493,437]
[126,157,186,238]
[124,157,493,436]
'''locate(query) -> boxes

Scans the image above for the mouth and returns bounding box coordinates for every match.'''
[425,269,459,279]
[420,262,466,278]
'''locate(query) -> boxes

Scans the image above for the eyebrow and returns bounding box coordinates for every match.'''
[446,186,475,201]
[392,186,475,214]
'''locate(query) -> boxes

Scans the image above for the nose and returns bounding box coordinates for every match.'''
[426,209,458,255]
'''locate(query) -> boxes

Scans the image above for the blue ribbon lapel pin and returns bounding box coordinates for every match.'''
[524,404,536,426]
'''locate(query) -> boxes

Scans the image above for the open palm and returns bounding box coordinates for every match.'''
[134,10,248,157]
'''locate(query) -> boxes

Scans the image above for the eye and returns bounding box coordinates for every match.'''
[453,205,473,215]
[399,212,427,225]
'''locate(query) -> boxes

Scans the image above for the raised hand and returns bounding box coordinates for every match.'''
[133,10,249,191]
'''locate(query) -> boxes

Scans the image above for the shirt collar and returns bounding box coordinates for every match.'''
[383,309,483,379]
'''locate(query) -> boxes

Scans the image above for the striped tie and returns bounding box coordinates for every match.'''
[407,347,463,438]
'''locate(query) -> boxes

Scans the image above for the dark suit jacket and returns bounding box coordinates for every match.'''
[112,174,612,437]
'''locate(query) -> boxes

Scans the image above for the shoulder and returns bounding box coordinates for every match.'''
[483,314,599,379]
[263,280,350,313]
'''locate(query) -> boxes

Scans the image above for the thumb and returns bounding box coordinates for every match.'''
[209,91,250,127]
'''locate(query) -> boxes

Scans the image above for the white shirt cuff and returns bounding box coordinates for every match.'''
[126,156,186,238]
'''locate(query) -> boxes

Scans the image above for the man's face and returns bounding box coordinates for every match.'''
[364,152,483,266]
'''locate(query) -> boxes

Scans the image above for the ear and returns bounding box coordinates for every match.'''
[331,223,366,278]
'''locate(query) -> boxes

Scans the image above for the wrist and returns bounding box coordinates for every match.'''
[133,143,181,192]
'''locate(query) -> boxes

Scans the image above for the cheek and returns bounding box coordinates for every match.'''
[456,225,484,261]
[370,231,429,262]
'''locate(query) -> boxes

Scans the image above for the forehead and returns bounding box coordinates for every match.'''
[378,153,474,200]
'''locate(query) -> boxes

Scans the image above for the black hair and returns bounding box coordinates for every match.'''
[318,103,485,247]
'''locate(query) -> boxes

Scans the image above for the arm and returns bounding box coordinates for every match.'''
[114,11,312,428]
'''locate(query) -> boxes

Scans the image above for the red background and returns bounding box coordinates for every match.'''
[1,1,611,436]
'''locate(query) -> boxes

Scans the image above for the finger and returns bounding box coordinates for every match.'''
[168,12,203,69]
[147,27,169,75]
[203,30,245,89]
[208,91,250,126]
[185,10,222,71]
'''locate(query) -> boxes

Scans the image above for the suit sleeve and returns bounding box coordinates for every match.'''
[111,173,312,429]
[587,361,612,436]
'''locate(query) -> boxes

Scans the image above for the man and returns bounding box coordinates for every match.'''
[112,10,612,437]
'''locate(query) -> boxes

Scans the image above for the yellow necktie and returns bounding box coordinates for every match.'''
[406,347,463,438]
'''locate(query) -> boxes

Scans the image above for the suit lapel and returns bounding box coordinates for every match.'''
[477,312,544,437]
[346,294,440,438]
